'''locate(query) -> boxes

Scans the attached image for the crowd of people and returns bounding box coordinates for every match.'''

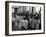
[12,6,41,31]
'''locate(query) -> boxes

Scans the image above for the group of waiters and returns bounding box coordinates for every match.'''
[28,12,41,30]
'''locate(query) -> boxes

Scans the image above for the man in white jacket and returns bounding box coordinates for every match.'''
[18,16,28,30]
